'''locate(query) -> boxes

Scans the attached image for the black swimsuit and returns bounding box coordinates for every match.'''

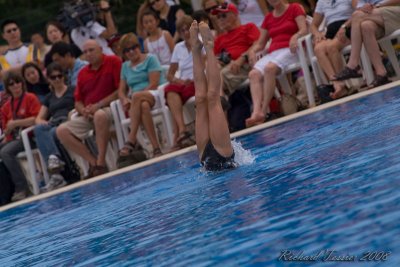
[200,140,236,171]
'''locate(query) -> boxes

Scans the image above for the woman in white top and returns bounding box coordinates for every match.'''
[142,10,175,65]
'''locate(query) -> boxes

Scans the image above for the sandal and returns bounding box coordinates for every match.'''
[177,131,195,147]
[333,66,362,81]
[119,141,141,157]
[317,84,334,104]
[153,148,163,158]
[368,75,389,89]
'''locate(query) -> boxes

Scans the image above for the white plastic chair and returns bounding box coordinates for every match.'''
[378,29,400,81]
[18,126,50,195]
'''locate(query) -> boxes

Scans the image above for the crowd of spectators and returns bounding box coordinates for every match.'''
[1,0,399,205]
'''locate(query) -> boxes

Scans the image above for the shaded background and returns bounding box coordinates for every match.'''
[0,0,193,45]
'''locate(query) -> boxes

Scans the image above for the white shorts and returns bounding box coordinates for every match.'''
[253,48,299,76]
[149,90,162,109]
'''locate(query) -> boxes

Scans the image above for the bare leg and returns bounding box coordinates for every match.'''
[315,41,337,80]
[260,63,279,116]
[56,124,97,166]
[166,91,187,137]
[246,69,265,126]
[347,10,368,69]
[190,20,209,156]
[199,21,233,157]
[127,93,143,145]
[93,109,111,167]
[361,20,386,76]
[139,97,161,151]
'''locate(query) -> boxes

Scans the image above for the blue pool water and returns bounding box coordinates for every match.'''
[1,87,400,266]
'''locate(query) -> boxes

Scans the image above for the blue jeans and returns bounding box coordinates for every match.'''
[34,124,60,164]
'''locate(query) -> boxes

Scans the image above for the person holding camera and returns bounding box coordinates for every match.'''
[70,0,117,55]
[212,3,260,105]
[0,72,41,202]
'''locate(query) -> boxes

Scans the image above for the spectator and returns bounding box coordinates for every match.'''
[33,63,75,191]
[21,62,50,103]
[107,34,123,58]
[142,10,175,66]
[201,0,225,34]
[30,32,51,68]
[70,0,117,55]
[246,0,307,127]
[49,41,88,89]
[0,91,10,133]
[117,33,166,158]
[311,0,355,99]
[227,0,270,26]
[137,0,185,41]
[56,40,122,178]
[334,0,400,88]
[0,19,40,78]
[44,20,82,68]
[211,3,260,103]
[0,72,41,201]
[165,15,196,149]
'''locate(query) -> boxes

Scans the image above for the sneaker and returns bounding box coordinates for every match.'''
[42,174,67,192]
[47,155,65,173]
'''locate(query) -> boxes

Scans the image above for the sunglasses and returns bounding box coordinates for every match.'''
[8,80,22,87]
[205,5,218,13]
[123,44,139,54]
[49,74,63,80]
[149,0,161,5]
[6,27,18,34]
[217,13,228,19]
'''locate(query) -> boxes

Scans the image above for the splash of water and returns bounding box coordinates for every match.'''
[232,140,256,166]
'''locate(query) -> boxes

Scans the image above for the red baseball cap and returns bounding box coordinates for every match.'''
[211,3,239,16]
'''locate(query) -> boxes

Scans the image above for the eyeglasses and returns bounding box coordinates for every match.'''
[204,5,218,13]
[6,27,18,34]
[149,0,161,5]
[216,13,228,19]
[123,44,139,54]
[49,74,63,80]
[8,81,22,87]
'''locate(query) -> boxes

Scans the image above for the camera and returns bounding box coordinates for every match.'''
[57,0,99,32]
[217,49,231,65]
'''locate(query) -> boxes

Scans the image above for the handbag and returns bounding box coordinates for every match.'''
[279,94,303,116]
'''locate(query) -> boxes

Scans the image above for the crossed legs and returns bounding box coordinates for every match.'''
[314,38,349,98]
[124,91,161,153]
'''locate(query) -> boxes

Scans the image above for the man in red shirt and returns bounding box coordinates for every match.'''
[56,40,122,178]
[212,3,260,100]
